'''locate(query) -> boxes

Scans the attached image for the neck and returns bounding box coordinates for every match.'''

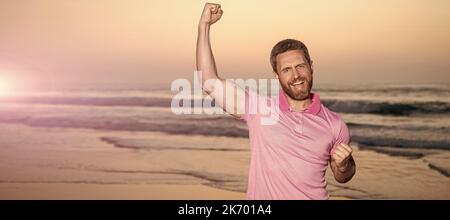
[286,94,312,111]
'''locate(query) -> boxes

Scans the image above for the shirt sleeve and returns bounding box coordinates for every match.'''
[330,117,350,155]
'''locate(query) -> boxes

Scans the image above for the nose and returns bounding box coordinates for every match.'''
[293,66,302,78]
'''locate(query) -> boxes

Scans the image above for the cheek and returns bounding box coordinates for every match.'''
[279,75,292,85]
[299,68,311,75]
[301,70,313,80]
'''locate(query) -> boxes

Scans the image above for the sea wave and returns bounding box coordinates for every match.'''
[0,111,448,149]
[323,100,450,116]
[2,96,449,116]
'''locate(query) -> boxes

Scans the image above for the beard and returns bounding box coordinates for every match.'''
[280,76,313,101]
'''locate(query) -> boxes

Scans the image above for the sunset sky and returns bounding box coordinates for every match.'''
[0,0,449,90]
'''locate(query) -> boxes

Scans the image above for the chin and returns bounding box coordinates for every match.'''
[294,93,310,101]
[289,90,310,101]
[280,81,312,101]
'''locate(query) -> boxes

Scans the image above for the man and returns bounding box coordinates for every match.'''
[196,3,355,200]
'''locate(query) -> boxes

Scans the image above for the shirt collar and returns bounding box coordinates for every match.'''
[278,89,321,115]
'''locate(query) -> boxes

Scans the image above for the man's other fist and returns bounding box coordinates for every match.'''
[331,143,353,171]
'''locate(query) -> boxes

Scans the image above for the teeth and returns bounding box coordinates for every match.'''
[292,81,305,85]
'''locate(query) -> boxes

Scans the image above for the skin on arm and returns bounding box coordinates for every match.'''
[196,3,245,117]
[330,143,356,183]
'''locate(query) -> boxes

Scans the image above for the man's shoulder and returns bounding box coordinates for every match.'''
[318,104,345,124]
[318,104,349,142]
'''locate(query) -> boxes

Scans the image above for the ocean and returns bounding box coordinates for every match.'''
[1,83,449,149]
[0,83,449,195]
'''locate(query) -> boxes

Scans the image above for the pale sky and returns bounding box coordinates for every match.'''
[0,0,449,90]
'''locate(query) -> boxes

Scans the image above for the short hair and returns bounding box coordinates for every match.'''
[270,39,311,73]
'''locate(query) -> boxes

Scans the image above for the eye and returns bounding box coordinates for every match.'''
[296,64,306,69]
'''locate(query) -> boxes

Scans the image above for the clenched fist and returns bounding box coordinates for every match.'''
[199,3,223,26]
[331,143,353,172]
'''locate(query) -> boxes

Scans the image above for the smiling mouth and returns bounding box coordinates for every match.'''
[291,80,305,86]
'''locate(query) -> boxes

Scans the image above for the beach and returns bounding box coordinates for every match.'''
[0,84,449,199]
[0,183,246,200]
[0,124,448,200]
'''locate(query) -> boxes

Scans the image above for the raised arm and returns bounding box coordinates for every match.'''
[196,3,244,117]
[196,3,222,87]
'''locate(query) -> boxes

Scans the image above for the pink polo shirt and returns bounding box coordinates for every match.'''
[240,89,350,200]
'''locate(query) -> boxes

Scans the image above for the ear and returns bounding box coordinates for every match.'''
[310,60,314,74]
[273,71,279,79]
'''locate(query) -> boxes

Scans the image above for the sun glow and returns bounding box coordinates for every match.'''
[0,76,13,96]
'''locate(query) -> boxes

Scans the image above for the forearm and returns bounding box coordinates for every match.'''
[196,23,220,93]
[195,3,241,115]
[332,156,356,183]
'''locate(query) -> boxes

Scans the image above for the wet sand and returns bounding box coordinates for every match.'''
[0,124,448,199]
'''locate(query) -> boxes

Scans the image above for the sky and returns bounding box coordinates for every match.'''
[0,0,449,90]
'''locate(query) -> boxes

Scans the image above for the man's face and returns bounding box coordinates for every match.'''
[275,50,313,101]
